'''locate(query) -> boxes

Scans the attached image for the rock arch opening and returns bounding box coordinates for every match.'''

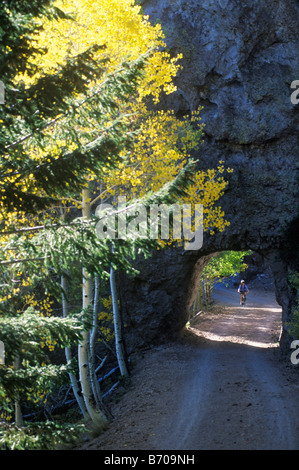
[120,243,296,354]
[185,248,296,351]
[187,250,283,350]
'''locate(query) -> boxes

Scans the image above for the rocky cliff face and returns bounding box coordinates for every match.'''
[120,0,299,352]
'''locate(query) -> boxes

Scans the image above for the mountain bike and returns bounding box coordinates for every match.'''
[240,292,247,306]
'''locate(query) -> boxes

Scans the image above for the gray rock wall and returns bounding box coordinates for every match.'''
[120,0,299,352]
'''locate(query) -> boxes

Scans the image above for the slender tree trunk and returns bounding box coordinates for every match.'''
[193,282,203,314]
[14,354,23,427]
[89,273,103,407]
[110,250,128,377]
[61,273,88,420]
[198,280,203,310]
[79,188,107,425]
[203,278,213,306]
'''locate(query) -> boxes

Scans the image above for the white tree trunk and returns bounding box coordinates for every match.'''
[61,273,89,420]
[110,254,128,377]
[79,188,107,425]
[14,354,23,427]
[89,273,103,407]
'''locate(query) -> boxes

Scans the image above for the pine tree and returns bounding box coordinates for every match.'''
[0,0,156,447]
[0,306,92,449]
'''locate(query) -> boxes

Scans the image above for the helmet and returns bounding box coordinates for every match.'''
[241,280,245,283]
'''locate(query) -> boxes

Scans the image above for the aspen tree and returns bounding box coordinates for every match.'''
[0,0,234,448]
[0,0,156,444]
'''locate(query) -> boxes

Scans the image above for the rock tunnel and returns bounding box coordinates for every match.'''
[119,0,299,354]
[119,236,297,353]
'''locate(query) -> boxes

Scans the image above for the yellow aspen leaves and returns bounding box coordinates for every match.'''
[15,0,181,104]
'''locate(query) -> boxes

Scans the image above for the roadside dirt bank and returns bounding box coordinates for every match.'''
[78,287,299,450]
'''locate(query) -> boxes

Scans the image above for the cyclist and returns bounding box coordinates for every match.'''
[238,280,249,305]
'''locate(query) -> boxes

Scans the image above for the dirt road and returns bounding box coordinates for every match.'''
[80,287,299,450]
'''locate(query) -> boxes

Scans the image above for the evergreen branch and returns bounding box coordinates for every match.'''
[4,51,150,153]
[0,256,48,266]
[105,159,197,217]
